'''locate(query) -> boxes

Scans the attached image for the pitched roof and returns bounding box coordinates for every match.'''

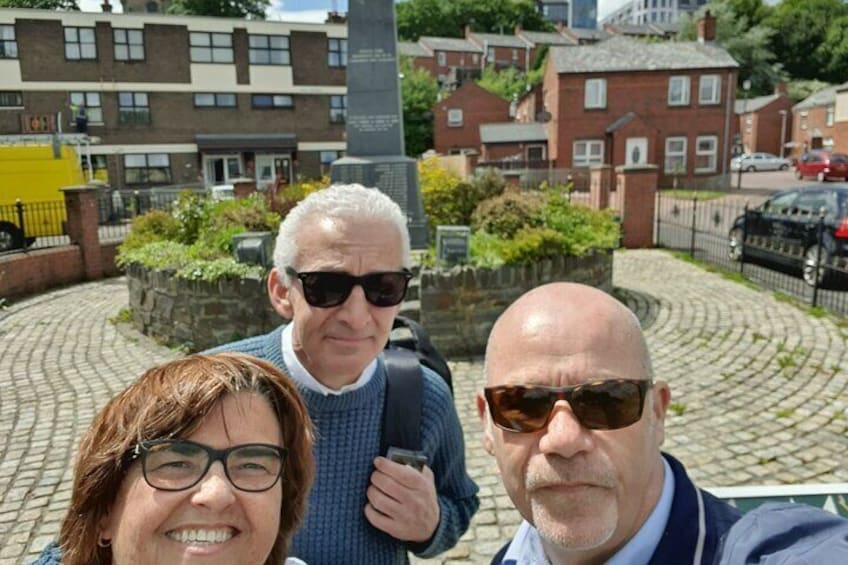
[480,122,548,144]
[606,23,663,37]
[563,28,611,42]
[550,35,738,74]
[398,41,432,58]
[734,93,780,114]
[518,30,577,46]
[418,36,482,53]
[793,85,838,110]
[469,32,531,49]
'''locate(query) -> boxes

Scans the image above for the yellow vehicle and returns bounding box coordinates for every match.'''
[0,143,87,251]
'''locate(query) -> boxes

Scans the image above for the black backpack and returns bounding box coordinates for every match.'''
[380,316,453,454]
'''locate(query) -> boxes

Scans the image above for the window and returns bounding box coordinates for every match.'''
[437,51,446,66]
[65,27,96,60]
[472,53,479,64]
[585,78,607,109]
[249,34,290,65]
[320,150,340,165]
[124,153,171,184]
[512,48,519,62]
[447,108,463,127]
[118,92,150,124]
[699,75,720,105]
[1,25,17,59]
[0,91,22,107]
[487,46,495,61]
[668,76,690,106]
[330,95,346,123]
[193,93,237,108]
[252,94,293,108]
[826,106,835,127]
[69,92,102,123]
[573,140,604,166]
[695,135,717,172]
[114,29,144,61]
[190,32,233,63]
[665,136,687,173]
[328,38,347,67]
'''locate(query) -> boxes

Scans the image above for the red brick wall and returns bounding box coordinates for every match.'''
[739,97,793,156]
[432,50,481,78]
[790,105,837,160]
[433,83,510,154]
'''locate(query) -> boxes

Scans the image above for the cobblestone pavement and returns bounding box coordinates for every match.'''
[2,249,848,564]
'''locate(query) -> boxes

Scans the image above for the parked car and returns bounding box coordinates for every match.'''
[730,152,792,172]
[794,150,848,182]
[728,186,848,287]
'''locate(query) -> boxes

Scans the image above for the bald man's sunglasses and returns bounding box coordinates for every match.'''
[484,379,652,433]
[285,267,413,308]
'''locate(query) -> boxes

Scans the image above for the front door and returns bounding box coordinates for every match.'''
[203,154,242,187]
[625,137,648,166]
[255,154,291,192]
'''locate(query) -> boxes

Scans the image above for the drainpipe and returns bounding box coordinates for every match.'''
[722,70,733,174]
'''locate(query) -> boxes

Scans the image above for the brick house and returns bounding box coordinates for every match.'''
[479,122,548,163]
[465,27,533,71]
[540,14,738,188]
[733,83,793,157]
[790,85,839,160]
[0,8,348,189]
[432,82,510,155]
[833,82,848,152]
[416,36,483,89]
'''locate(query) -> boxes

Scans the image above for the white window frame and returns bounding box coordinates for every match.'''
[665,136,687,174]
[69,92,103,124]
[668,76,690,106]
[437,51,446,66]
[584,78,607,109]
[447,108,463,127]
[573,139,604,167]
[826,106,835,127]
[698,75,720,105]
[695,135,718,173]
[190,32,233,64]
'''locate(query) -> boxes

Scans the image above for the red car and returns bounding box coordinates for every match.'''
[794,150,848,182]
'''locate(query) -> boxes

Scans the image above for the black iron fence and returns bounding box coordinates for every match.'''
[655,190,848,317]
[1,189,198,253]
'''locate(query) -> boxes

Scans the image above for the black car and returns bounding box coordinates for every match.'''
[728,186,848,287]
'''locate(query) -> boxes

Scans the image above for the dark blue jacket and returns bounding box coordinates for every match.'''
[492,453,741,565]
[715,501,848,564]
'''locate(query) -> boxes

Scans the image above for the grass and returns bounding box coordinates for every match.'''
[108,308,133,325]
[669,251,760,290]
[775,407,796,418]
[669,402,687,416]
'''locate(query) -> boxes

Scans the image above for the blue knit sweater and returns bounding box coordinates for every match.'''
[209,326,480,564]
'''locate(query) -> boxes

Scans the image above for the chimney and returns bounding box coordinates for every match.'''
[325,11,347,24]
[515,24,523,35]
[698,10,716,43]
[101,0,112,12]
[465,24,472,38]
[774,81,787,95]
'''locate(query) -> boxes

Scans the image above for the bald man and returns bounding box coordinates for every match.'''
[478,283,740,565]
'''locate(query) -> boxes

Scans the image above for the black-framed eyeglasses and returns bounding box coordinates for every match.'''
[285,267,412,308]
[484,379,652,433]
[127,439,287,492]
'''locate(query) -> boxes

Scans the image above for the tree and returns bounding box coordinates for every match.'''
[167,0,269,19]
[815,14,848,84]
[396,0,551,41]
[679,0,784,96]
[766,0,848,82]
[0,0,78,9]
[400,56,439,158]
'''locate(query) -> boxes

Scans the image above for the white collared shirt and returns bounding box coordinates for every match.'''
[502,457,675,565]
[281,323,377,395]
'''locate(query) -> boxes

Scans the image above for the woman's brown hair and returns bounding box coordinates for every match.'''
[58,352,314,565]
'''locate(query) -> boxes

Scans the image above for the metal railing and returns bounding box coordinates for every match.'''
[0,200,68,252]
[655,190,848,316]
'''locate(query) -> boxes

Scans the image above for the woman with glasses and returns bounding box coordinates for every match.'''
[33,352,314,565]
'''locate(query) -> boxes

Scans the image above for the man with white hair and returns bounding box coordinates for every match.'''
[212,183,478,564]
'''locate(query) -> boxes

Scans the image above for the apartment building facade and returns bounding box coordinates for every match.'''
[0,8,348,190]
[601,0,708,25]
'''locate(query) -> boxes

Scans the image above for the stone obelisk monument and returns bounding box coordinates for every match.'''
[330,0,429,248]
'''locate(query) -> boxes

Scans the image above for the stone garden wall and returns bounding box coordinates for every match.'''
[126,250,612,354]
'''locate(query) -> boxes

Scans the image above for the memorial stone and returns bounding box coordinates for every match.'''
[330,0,430,248]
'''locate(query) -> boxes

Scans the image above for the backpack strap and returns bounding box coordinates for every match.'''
[380,348,423,455]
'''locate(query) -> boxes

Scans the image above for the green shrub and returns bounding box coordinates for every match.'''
[117,240,193,270]
[171,191,207,244]
[176,258,265,282]
[471,191,544,239]
[498,227,571,264]
[541,192,620,255]
[119,210,180,252]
